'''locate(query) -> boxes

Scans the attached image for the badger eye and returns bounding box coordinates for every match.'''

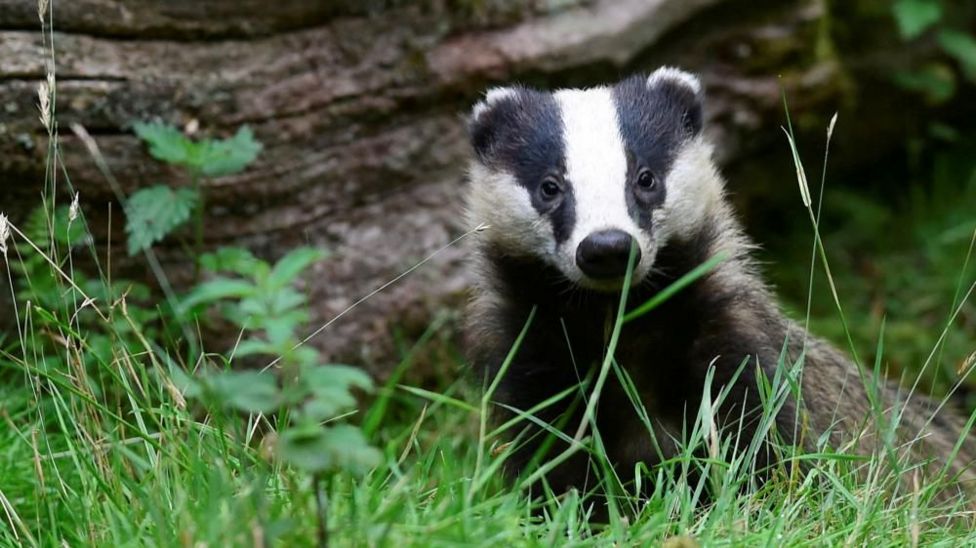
[636,169,657,190]
[539,177,562,200]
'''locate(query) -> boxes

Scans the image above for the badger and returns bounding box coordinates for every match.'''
[462,67,976,506]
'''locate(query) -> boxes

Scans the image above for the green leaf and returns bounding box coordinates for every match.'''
[290,346,321,368]
[179,277,256,311]
[196,126,263,177]
[133,122,194,166]
[267,247,328,290]
[234,338,278,358]
[277,423,381,475]
[125,185,199,255]
[262,311,307,345]
[134,122,262,176]
[303,364,373,394]
[893,63,957,104]
[237,291,304,318]
[24,205,91,250]
[892,0,942,40]
[938,29,976,81]
[206,370,280,413]
[199,247,266,277]
[267,289,307,314]
[292,364,373,420]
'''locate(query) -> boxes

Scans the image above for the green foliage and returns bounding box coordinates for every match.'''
[24,202,88,249]
[892,0,942,39]
[182,247,328,357]
[9,205,157,379]
[175,369,281,414]
[195,126,264,177]
[16,205,90,309]
[133,122,262,177]
[127,122,263,255]
[890,0,976,102]
[4,196,379,541]
[124,185,198,255]
[893,63,956,103]
[937,29,976,80]
[127,119,378,477]
[293,364,374,421]
[275,361,381,475]
[176,245,380,476]
[132,122,191,167]
[770,139,976,401]
[278,423,379,476]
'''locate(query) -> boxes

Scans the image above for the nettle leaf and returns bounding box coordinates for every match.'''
[206,370,280,413]
[134,122,262,176]
[292,364,374,420]
[200,247,266,277]
[303,364,374,394]
[179,277,256,312]
[263,312,307,345]
[289,346,320,368]
[277,423,381,475]
[235,335,314,364]
[296,396,353,423]
[133,122,194,166]
[938,29,976,81]
[892,0,942,40]
[125,185,199,256]
[234,338,279,358]
[238,296,272,318]
[268,288,307,315]
[196,126,263,177]
[267,248,328,289]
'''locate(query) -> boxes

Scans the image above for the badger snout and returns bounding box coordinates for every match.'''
[575,229,640,279]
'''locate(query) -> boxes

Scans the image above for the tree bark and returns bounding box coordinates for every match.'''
[0,0,927,376]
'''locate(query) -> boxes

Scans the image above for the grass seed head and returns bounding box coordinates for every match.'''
[37,80,52,132]
[0,213,9,256]
[69,192,80,223]
[960,350,976,377]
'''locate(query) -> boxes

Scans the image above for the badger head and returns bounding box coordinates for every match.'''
[465,67,725,291]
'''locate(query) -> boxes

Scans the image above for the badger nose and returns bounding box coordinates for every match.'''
[575,229,640,279]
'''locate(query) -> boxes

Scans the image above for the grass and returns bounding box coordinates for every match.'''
[767,135,976,403]
[4,5,976,546]
[4,327,976,546]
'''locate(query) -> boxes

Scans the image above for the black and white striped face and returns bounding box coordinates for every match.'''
[466,67,724,291]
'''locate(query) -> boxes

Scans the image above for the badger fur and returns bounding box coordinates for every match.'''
[463,67,976,504]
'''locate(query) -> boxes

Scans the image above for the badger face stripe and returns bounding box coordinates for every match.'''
[469,89,575,245]
[612,74,699,232]
[555,87,632,244]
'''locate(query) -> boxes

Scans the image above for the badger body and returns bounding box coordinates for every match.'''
[463,68,976,501]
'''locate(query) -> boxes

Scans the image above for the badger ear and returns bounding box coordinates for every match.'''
[468,86,520,161]
[647,67,702,96]
[646,67,704,136]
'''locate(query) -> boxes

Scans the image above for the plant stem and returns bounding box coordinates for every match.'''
[192,171,204,280]
[314,473,329,548]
